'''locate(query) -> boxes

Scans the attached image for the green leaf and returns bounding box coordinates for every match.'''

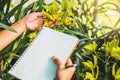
[4,54,14,71]
[31,1,39,12]
[12,39,21,51]
[0,22,16,32]
[64,29,87,37]
[2,0,28,23]
[76,52,84,61]
[38,0,44,12]
[18,1,36,19]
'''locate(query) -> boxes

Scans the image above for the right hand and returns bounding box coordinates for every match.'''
[53,56,75,80]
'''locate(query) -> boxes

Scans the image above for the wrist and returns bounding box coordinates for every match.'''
[18,17,27,31]
[12,18,27,31]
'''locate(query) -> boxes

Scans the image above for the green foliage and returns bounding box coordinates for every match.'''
[0,22,16,32]
[0,0,120,80]
[72,0,120,80]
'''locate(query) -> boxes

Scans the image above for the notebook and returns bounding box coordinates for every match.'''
[8,27,79,80]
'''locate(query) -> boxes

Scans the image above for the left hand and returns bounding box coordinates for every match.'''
[21,12,46,30]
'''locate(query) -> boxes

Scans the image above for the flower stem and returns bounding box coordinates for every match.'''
[105,56,110,80]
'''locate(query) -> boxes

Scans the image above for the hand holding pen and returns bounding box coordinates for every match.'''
[53,56,76,80]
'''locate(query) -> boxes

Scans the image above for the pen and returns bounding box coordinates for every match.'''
[65,64,77,68]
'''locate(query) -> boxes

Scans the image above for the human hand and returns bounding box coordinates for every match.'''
[53,56,75,80]
[21,12,46,30]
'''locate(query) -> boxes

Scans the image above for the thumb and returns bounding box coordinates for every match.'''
[52,56,64,68]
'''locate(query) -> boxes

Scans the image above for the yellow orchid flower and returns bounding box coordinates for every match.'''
[106,39,120,60]
[28,31,38,39]
[111,47,120,60]
[85,72,96,80]
[63,17,76,26]
[84,41,97,52]
[42,0,76,27]
[83,55,99,80]
[112,63,120,80]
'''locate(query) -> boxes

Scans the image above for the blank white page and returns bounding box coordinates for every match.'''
[8,27,79,80]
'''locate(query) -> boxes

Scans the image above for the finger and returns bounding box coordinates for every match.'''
[38,18,44,27]
[42,15,47,19]
[52,56,64,67]
[32,19,44,30]
[33,12,44,17]
[34,12,46,19]
[65,58,73,66]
